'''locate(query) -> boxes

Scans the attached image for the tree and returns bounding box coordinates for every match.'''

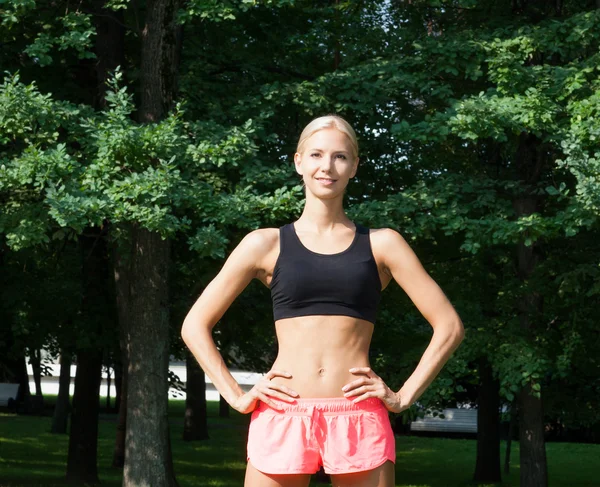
[2,3,599,486]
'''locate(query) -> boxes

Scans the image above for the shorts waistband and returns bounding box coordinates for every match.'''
[256,397,386,415]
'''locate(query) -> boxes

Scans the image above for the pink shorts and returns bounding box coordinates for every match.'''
[246,396,396,475]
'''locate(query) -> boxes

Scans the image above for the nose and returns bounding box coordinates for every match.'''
[320,154,335,171]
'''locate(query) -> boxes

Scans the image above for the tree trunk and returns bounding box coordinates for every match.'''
[120,0,182,483]
[473,358,501,483]
[513,133,548,487]
[111,229,131,469]
[123,224,176,487]
[114,357,123,414]
[105,364,111,410]
[515,207,548,487]
[66,229,110,484]
[30,348,43,396]
[519,382,548,486]
[66,349,103,484]
[138,0,183,122]
[183,350,209,440]
[1,346,31,406]
[0,240,30,407]
[505,402,517,474]
[16,355,30,405]
[555,0,562,16]
[219,394,230,418]
[51,352,72,434]
[92,0,125,109]
[113,361,128,468]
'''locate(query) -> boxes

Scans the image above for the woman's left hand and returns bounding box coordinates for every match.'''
[342,367,409,413]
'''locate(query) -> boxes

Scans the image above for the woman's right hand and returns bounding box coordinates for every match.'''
[232,369,299,414]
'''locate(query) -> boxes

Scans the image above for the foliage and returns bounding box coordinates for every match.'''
[1,0,599,435]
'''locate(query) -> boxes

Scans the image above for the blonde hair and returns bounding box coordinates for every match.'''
[296,114,358,159]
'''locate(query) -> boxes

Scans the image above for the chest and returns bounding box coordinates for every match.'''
[270,252,382,301]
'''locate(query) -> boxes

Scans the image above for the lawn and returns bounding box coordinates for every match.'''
[0,398,598,486]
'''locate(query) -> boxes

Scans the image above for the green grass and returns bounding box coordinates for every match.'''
[0,398,598,486]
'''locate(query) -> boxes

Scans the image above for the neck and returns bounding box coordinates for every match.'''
[297,190,351,232]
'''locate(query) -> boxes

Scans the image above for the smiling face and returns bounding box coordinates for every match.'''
[294,128,359,198]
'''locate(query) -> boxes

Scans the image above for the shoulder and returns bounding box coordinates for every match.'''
[367,227,416,272]
[233,227,280,271]
[238,227,279,255]
[367,226,410,249]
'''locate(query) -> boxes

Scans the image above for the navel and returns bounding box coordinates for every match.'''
[318,367,326,377]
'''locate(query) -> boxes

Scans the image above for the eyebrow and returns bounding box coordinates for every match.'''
[308,148,349,154]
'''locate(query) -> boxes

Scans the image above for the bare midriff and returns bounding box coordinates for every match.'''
[269,314,374,398]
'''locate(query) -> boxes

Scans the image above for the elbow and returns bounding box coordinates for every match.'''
[432,317,464,348]
[452,318,465,346]
[181,319,211,344]
[180,323,190,344]
[180,320,196,343]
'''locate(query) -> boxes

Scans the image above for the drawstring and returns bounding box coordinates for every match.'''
[305,405,320,444]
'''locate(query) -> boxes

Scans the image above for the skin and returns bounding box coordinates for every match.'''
[181,126,465,487]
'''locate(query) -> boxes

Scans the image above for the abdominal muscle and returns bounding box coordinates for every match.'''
[269,314,374,398]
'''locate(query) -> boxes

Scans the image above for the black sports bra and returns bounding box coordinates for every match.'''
[270,221,382,325]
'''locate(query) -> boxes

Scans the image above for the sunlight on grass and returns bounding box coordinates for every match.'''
[397,447,437,455]
[1,401,599,487]
[0,437,28,445]
[176,460,246,470]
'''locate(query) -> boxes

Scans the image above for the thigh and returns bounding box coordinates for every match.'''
[329,460,395,487]
[244,460,312,487]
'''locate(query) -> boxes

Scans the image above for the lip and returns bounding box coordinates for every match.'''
[315,178,337,186]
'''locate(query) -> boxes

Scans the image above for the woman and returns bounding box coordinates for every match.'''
[181,115,464,487]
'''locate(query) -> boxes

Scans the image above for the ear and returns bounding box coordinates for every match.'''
[350,157,359,179]
[294,152,303,176]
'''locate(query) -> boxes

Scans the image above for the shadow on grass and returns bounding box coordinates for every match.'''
[1,400,599,486]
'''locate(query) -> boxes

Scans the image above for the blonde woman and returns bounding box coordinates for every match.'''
[181,115,464,487]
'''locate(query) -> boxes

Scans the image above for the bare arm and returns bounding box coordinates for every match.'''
[181,228,298,413]
[382,228,464,406]
[342,228,464,411]
[342,229,464,411]
[181,229,266,408]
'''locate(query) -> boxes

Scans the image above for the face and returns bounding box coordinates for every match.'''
[294,128,359,198]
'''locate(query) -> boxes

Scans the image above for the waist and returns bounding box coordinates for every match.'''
[271,315,373,397]
[270,357,370,398]
[255,396,385,415]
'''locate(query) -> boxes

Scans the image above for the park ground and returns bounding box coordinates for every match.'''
[1,398,599,487]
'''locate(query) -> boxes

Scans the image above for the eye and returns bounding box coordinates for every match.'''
[310,153,320,157]
[336,154,347,159]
